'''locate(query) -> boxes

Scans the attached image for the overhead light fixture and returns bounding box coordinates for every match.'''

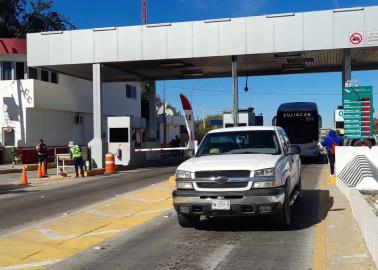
[159,62,185,68]
[183,71,204,76]
[274,52,302,59]
[282,64,306,71]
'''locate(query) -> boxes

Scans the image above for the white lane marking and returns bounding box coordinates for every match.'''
[340,254,369,259]
[0,259,62,270]
[37,227,125,240]
[201,244,235,270]
[124,195,167,203]
[135,208,172,215]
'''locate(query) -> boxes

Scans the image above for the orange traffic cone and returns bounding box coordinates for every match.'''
[37,163,43,178]
[21,167,28,186]
[41,162,46,178]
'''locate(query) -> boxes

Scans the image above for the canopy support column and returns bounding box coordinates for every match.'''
[232,56,239,127]
[88,63,105,168]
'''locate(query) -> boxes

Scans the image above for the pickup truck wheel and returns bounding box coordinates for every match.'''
[277,183,291,229]
[177,213,200,228]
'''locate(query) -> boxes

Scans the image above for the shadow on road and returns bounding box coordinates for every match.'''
[0,184,39,194]
[194,189,333,232]
[301,154,328,165]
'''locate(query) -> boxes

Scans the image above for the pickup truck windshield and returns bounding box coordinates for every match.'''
[196,130,281,157]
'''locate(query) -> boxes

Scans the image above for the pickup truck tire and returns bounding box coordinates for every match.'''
[277,181,291,229]
[177,213,200,228]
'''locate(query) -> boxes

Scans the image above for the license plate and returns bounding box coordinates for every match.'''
[212,200,231,210]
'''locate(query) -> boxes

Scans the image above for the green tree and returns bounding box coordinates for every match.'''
[195,114,223,141]
[0,0,74,38]
[141,83,181,116]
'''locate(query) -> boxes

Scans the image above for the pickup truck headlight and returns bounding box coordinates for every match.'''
[253,181,277,188]
[176,170,192,179]
[254,168,275,177]
[176,182,194,190]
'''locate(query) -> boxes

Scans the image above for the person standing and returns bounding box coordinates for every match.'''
[320,130,343,176]
[68,141,84,178]
[36,139,48,175]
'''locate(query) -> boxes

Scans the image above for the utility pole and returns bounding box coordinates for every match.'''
[232,56,239,127]
[141,0,148,25]
[163,80,167,147]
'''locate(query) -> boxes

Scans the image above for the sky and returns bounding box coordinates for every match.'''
[52,0,378,127]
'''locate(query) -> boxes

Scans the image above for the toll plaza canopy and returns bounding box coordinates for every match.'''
[27,6,378,81]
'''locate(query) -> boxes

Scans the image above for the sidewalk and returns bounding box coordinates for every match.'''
[315,166,376,270]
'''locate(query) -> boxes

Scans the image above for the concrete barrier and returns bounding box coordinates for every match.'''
[336,178,378,268]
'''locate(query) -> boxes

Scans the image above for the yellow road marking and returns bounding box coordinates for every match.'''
[0,179,175,269]
[312,167,329,270]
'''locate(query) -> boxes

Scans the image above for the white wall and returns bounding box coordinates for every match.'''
[0,77,142,147]
[34,75,141,117]
[0,80,34,146]
[25,108,93,147]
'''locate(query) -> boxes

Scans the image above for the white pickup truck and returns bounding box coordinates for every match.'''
[173,126,301,228]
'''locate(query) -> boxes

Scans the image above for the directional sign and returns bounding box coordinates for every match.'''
[343,86,374,139]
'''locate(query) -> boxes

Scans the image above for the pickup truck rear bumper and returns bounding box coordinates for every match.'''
[173,187,285,216]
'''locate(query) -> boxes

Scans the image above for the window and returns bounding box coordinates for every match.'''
[109,128,129,143]
[2,62,12,80]
[196,130,281,157]
[51,72,58,83]
[28,67,38,79]
[16,62,25,80]
[126,85,137,99]
[41,69,49,82]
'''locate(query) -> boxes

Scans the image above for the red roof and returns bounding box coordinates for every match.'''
[0,38,27,55]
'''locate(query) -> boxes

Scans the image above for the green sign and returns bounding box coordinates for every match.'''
[343,86,374,139]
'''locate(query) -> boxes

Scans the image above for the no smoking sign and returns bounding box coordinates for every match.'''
[349,32,363,45]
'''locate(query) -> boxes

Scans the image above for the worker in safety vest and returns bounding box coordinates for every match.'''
[68,141,84,177]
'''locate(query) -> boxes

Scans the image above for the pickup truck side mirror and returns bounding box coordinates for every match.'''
[286,145,301,155]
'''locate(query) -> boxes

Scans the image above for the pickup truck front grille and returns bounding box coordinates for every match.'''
[195,170,250,178]
[196,182,249,189]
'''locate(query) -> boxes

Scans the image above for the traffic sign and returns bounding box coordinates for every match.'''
[349,32,363,45]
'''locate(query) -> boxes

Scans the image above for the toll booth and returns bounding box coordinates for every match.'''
[108,116,146,167]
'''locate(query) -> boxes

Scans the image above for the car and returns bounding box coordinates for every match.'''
[172,126,301,228]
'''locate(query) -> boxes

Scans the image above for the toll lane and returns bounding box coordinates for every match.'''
[51,164,329,270]
[0,167,176,236]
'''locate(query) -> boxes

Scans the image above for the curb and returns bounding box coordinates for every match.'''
[336,178,378,269]
[0,163,56,174]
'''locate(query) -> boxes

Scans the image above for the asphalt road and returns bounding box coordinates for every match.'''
[0,166,176,236]
[50,164,331,270]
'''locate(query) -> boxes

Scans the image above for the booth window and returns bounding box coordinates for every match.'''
[109,128,129,142]
[41,69,49,82]
[1,62,12,80]
[16,62,25,80]
[28,67,38,79]
[51,72,58,83]
[126,85,137,99]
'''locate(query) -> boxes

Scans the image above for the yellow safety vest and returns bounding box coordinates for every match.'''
[70,145,82,158]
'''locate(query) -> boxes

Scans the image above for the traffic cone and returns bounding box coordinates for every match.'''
[41,162,46,178]
[37,163,43,178]
[21,167,28,186]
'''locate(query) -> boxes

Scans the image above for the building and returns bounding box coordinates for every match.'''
[0,38,142,163]
[156,104,186,146]
[223,108,256,127]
